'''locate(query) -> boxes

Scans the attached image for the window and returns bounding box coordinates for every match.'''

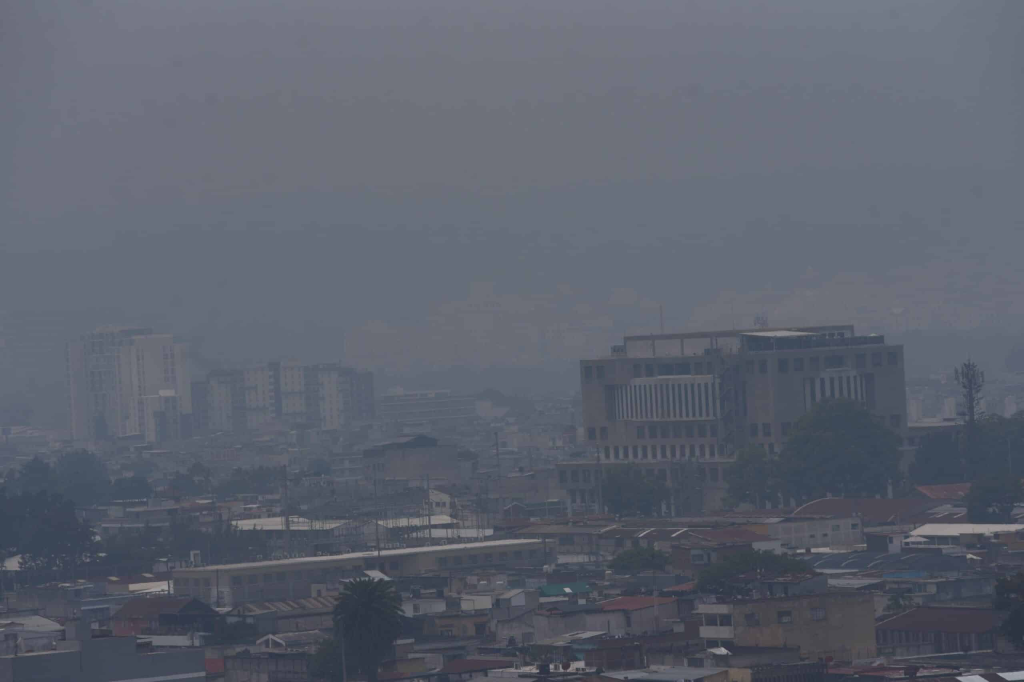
[659,364,673,376]
[648,424,658,439]
[570,469,579,483]
[777,611,793,624]
[793,358,804,371]
[781,422,791,437]
[677,363,691,375]
[709,466,718,482]
[686,424,695,438]
[745,612,760,626]
[248,575,259,584]
[603,446,610,460]
[689,444,696,457]
[699,444,706,458]
[231,576,243,586]
[645,364,655,377]
[584,366,593,381]
[596,365,605,379]
[759,360,768,374]
[890,414,901,428]
[856,353,866,368]
[559,470,567,484]
[633,364,643,378]
[637,426,646,439]
[276,572,287,582]
[888,351,899,366]
[413,603,421,614]
[778,358,789,373]
[660,424,670,438]
[660,444,668,459]
[762,423,772,437]
[832,524,841,531]
[746,361,755,374]
[587,427,596,441]
[811,608,826,621]
[641,445,648,459]
[672,423,683,438]
[513,551,522,559]
[582,469,591,483]
[809,356,820,371]
[438,557,449,568]
[671,444,678,458]
[872,352,883,367]
[697,424,707,438]
[851,523,859,530]
[710,423,718,437]
[694,362,704,374]
[613,446,620,459]
[749,423,758,438]
[824,355,844,369]
[468,555,478,564]
[264,574,274,583]
[599,426,608,440]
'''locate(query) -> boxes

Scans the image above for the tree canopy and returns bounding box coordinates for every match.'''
[601,465,670,517]
[994,572,1024,649]
[966,475,1022,523]
[608,547,669,572]
[776,400,901,503]
[325,579,404,682]
[726,445,778,508]
[696,551,813,597]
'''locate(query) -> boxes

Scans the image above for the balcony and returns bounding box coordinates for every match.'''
[699,625,735,640]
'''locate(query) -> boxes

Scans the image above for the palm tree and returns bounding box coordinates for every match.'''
[333,578,403,682]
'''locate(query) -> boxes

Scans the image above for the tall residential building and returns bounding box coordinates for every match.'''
[201,362,373,434]
[376,389,476,427]
[569,325,907,513]
[66,327,192,443]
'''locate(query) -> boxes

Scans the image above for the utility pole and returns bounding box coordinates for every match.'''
[494,431,500,476]
[283,465,291,557]
[425,473,433,547]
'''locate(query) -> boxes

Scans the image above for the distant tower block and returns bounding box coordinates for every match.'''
[908,398,923,423]
[942,397,957,419]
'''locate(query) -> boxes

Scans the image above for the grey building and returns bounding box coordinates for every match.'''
[0,620,205,682]
[571,325,907,512]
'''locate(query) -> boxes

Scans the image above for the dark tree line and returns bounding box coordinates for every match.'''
[727,399,901,507]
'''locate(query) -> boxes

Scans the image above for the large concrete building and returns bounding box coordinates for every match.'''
[571,325,907,512]
[200,362,374,434]
[66,327,193,444]
[172,538,547,607]
[377,388,477,428]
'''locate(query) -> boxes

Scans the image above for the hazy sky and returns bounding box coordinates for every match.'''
[3,0,1022,382]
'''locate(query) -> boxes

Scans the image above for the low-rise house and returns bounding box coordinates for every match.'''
[111,596,218,637]
[437,658,519,681]
[695,591,876,662]
[227,595,336,634]
[257,629,329,653]
[670,528,781,575]
[0,615,64,654]
[875,606,1007,657]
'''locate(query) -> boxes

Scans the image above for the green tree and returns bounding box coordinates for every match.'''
[885,593,916,615]
[310,637,352,682]
[778,400,901,503]
[696,551,812,597]
[331,579,403,682]
[726,446,777,508]
[56,450,111,506]
[966,475,1022,523]
[609,547,669,572]
[11,456,57,496]
[18,491,96,575]
[111,475,153,500]
[994,572,1024,649]
[955,359,986,432]
[601,465,670,517]
[908,431,964,485]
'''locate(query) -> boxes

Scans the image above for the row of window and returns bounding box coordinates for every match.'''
[602,443,722,461]
[702,608,826,628]
[436,549,536,567]
[587,421,721,442]
[748,351,899,375]
[561,465,721,485]
[582,351,899,384]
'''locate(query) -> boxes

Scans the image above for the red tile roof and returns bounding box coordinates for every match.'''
[876,607,1005,634]
[439,659,515,675]
[598,596,677,612]
[914,483,971,500]
[663,582,697,593]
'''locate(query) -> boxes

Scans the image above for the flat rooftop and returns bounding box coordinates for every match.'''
[173,538,542,574]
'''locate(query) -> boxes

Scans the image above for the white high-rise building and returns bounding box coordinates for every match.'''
[66,327,192,443]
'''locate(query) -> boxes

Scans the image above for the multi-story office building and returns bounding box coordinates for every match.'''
[66,327,192,443]
[569,325,907,513]
[201,362,374,434]
[377,388,476,428]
